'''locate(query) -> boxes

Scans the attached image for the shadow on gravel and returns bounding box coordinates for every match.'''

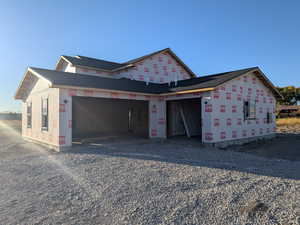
[229,133,300,162]
[66,136,300,181]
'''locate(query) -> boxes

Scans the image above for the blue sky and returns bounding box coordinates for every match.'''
[1,0,299,112]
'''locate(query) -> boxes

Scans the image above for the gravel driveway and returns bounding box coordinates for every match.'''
[0,121,299,225]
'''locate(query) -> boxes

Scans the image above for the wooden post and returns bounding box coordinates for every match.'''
[179,104,191,138]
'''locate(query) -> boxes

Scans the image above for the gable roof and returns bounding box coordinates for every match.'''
[57,48,196,78]
[124,48,169,64]
[171,67,257,92]
[15,66,282,100]
[171,67,282,98]
[17,67,166,97]
[125,48,196,78]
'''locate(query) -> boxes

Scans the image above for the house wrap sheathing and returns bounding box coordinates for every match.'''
[15,48,281,151]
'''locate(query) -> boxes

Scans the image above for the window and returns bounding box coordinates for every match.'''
[27,102,32,128]
[266,112,272,124]
[41,98,49,131]
[244,100,256,120]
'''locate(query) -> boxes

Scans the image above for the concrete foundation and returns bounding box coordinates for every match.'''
[23,136,62,152]
[207,133,276,148]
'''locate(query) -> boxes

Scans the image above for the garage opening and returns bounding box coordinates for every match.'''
[72,97,149,140]
[167,98,202,138]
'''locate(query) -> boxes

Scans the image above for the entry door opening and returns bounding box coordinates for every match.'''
[167,98,202,138]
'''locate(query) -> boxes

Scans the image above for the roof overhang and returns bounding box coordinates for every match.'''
[160,87,214,96]
[55,56,134,73]
[55,56,68,70]
[51,84,155,96]
[213,67,282,100]
[51,84,213,97]
[14,68,52,100]
[251,68,283,99]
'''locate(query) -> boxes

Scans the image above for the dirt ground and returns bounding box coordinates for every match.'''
[0,120,299,225]
[229,133,300,161]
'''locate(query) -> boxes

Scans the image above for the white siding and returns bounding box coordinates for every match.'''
[22,78,60,147]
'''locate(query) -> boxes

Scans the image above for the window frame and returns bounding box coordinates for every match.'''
[41,98,49,131]
[27,102,32,128]
[266,111,273,124]
[244,100,256,120]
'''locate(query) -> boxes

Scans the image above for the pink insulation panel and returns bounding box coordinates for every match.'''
[204,72,276,143]
[115,52,192,83]
[149,97,166,138]
[57,70,277,147]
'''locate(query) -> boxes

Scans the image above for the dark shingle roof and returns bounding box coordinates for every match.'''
[62,55,127,71]
[16,66,282,99]
[30,67,166,94]
[169,67,258,92]
[28,66,270,96]
[61,48,196,77]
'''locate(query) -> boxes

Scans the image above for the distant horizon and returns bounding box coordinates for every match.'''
[1,0,300,111]
[0,111,21,113]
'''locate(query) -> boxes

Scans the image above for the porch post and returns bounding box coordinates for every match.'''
[149,97,167,138]
[202,92,214,143]
[58,88,73,149]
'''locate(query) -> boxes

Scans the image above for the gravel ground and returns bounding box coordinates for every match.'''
[0,121,299,225]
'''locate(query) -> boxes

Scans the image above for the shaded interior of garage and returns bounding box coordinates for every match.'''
[167,98,202,138]
[72,97,149,139]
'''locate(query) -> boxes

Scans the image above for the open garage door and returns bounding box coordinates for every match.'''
[167,98,202,138]
[72,97,149,140]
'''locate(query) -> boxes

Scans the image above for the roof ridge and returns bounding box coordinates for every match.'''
[75,55,126,65]
[60,55,127,71]
[200,67,259,78]
[124,48,170,64]
[29,67,150,83]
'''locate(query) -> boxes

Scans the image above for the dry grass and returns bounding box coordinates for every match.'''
[276,118,300,134]
[276,118,300,127]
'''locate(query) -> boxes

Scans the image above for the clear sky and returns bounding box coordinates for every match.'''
[1,0,299,112]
